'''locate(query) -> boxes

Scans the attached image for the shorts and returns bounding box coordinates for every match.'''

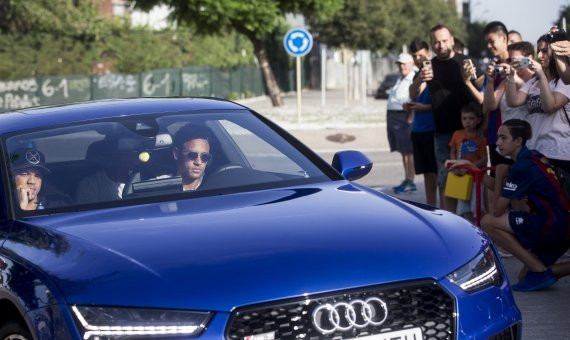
[411,131,437,174]
[434,132,453,187]
[456,182,485,215]
[509,211,570,266]
[489,144,513,177]
[387,110,413,154]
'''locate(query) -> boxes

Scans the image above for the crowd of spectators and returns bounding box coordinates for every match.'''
[385,22,570,291]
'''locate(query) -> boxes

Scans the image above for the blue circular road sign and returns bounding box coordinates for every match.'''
[283,28,313,57]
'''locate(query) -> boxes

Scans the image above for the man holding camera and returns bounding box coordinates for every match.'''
[409,24,474,212]
[481,22,512,172]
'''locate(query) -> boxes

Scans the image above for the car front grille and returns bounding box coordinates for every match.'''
[226,281,455,340]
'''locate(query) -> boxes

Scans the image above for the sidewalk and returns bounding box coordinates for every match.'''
[241,89,424,201]
[240,89,387,129]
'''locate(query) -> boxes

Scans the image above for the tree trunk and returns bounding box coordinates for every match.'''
[252,39,283,107]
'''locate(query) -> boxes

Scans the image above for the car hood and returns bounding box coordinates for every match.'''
[6,181,487,312]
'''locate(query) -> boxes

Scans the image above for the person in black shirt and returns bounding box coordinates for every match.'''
[409,24,473,212]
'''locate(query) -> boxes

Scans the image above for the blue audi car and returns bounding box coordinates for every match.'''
[0,98,520,339]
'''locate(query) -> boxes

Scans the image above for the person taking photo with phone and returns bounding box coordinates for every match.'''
[409,24,475,212]
[407,39,437,205]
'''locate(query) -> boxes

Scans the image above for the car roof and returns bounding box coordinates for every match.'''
[0,97,248,135]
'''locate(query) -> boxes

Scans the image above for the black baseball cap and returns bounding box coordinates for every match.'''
[10,148,51,174]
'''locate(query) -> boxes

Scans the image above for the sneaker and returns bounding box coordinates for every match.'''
[511,268,557,292]
[392,180,408,193]
[394,180,417,194]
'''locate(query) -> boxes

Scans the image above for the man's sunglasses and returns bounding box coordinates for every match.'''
[185,152,211,163]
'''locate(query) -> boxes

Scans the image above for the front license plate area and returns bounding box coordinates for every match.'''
[346,327,422,340]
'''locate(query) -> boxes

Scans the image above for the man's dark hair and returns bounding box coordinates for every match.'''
[430,24,452,36]
[507,41,535,58]
[502,119,532,145]
[409,39,429,53]
[174,123,214,149]
[483,21,508,36]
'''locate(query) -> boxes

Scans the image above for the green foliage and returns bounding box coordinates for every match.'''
[0,24,255,79]
[0,0,115,40]
[466,21,487,59]
[103,29,254,73]
[308,0,466,53]
[134,0,342,41]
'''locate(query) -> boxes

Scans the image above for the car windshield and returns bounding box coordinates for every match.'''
[3,110,333,217]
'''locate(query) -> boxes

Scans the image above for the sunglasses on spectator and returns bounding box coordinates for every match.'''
[184,152,211,163]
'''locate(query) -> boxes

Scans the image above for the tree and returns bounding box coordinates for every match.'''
[308,0,466,53]
[555,5,570,30]
[0,0,112,40]
[465,21,487,59]
[131,0,342,106]
[0,0,257,80]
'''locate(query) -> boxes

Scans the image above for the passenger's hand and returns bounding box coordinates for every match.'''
[16,185,30,210]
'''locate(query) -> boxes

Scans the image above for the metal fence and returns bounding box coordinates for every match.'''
[0,65,264,113]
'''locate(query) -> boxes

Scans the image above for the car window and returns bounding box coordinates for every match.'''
[3,110,331,216]
[218,120,307,176]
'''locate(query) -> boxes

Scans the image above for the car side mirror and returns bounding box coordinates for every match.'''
[331,150,373,181]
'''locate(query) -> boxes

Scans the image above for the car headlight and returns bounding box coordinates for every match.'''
[71,305,212,339]
[446,245,503,292]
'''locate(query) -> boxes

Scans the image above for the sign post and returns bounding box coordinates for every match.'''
[283,28,313,123]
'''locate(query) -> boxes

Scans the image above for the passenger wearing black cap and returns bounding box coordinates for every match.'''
[10,148,51,210]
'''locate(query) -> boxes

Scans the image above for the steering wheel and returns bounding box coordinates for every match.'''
[122,171,141,197]
[213,164,244,175]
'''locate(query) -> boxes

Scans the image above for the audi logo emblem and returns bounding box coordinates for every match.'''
[311,297,388,334]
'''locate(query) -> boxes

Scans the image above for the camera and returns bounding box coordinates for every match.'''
[518,57,531,69]
[494,65,504,73]
[422,60,432,69]
[545,29,567,43]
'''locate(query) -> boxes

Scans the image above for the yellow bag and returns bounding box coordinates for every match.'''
[444,172,473,200]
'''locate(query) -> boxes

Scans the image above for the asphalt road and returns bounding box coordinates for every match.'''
[244,90,570,340]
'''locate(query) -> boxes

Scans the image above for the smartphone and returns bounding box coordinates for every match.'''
[422,60,432,70]
[463,59,476,79]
